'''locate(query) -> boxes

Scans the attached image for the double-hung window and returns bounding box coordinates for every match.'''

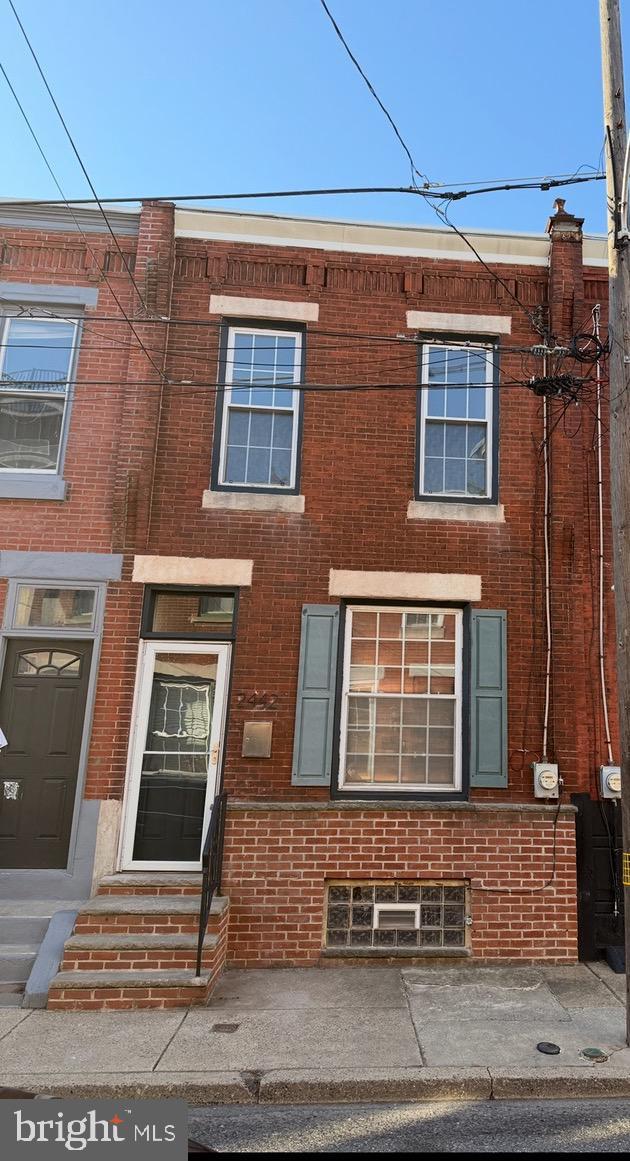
[215,324,303,493]
[0,315,78,473]
[418,342,497,502]
[339,606,463,793]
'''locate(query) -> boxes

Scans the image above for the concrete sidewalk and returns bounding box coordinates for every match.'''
[1,961,630,1103]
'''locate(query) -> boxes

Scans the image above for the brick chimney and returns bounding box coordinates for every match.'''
[546,198,585,345]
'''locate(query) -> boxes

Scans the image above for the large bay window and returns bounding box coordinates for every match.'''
[339,606,462,793]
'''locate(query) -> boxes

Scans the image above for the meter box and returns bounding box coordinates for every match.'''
[600,765,621,799]
[533,762,560,799]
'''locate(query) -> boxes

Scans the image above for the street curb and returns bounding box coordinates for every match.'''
[491,1067,630,1100]
[258,1068,492,1103]
[0,1073,256,1104]
[5,1066,630,1104]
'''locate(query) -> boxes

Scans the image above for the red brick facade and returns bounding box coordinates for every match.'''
[0,199,616,979]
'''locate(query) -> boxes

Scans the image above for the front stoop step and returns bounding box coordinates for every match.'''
[77,895,228,914]
[97,873,202,895]
[49,893,230,1009]
[64,934,219,951]
[48,969,211,1010]
[61,933,219,972]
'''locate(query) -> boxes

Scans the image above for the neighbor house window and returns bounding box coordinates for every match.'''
[215,325,303,492]
[418,343,496,501]
[14,585,96,630]
[339,607,462,793]
[0,316,78,472]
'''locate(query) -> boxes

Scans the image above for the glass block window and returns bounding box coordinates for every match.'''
[325,882,468,950]
[419,343,494,500]
[339,607,462,792]
[218,326,302,490]
[0,316,78,472]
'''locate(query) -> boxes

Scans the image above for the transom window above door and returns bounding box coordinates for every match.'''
[141,587,237,640]
[213,324,303,494]
[339,606,463,794]
[417,343,497,503]
[0,316,79,473]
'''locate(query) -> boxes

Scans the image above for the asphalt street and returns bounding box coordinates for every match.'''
[188,1099,630,1153]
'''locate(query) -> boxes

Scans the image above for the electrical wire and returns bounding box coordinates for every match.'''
[541,379,553,761]
[593,304,615,766]
[0,54,169,386]
[0,173,606,208]
[7,0,153,321]
[315,0,542,334]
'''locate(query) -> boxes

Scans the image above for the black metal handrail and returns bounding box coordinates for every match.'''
[195,791,228,978]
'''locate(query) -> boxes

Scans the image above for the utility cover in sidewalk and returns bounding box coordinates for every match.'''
[581,1047,609,1061]
[536,1041,560,1055]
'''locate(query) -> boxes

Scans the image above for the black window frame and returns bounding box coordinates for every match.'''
[210,316,306,496]
[330,598,471,803]
[414,332,500,506]
[140,585,239,642]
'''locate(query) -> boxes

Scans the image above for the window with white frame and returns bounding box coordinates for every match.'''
[0,316,78,472]
[339,607,462,793]
[216,325,302,491]
[418,343,495,500]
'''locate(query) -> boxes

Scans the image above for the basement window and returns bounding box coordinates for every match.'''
[325,881,468,951]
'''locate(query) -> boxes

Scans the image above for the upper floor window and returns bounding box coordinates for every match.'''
[0,316,78,473]
[417,342,497,503]
[213,324,303,493]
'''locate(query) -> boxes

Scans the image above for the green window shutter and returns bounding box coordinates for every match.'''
[291,604,340,786]
[469,610,508,788]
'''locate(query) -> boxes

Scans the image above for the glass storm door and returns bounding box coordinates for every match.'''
[120,641,230,869]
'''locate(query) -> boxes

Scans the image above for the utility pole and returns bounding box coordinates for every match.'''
[600,0,630,1045]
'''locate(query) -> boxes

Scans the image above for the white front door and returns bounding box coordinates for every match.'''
[119,640,230,870]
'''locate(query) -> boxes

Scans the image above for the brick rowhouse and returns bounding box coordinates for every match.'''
[0,197,616,1008]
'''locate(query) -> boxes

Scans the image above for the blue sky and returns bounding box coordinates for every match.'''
[0,0,618,235]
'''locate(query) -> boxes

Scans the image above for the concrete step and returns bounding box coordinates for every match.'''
[74,893,227,936]
[97,873,202,896]
[61,932,219,971]
[0,946,38,984]
[51,969,211,988]
[64,933,218,951]
[48,968,212,1009]
[77,894,227,916]
[0,982,25,1008]
[0,903,55,945]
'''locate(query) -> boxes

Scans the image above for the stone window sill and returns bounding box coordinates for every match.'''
[321,947,471,959]
[202,489,305,514]
[0,474,67,501]
[407,500,504,524]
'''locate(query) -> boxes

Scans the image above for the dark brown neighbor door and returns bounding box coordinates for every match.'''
[0,638,92,868]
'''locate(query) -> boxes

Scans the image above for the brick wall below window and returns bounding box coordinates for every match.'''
[222,804,577,966]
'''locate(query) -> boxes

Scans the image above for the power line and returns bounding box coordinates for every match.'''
[0,373,569,394]
[7,0,153,322]
[0,52,169,385]
[5,306,540,353]
[0,173,606,210]
[316,0,546,333]
[318,0,430,188]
